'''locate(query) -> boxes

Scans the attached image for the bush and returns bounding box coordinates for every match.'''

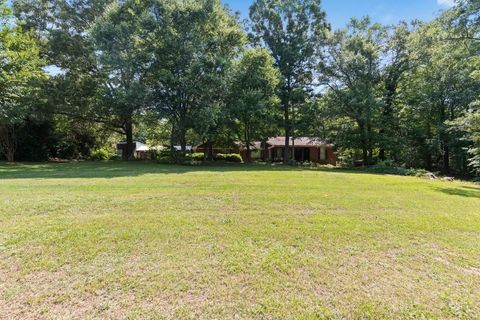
[405,168,433,178]
[215,153,226,161]
[213,153,242,163]
[157,150,187,164]
[360,162,439,179]
[188,153,205,161]
[225,153,243,163]
[473,177,480,185]
[89,148,114,161]
[362,162,407,175]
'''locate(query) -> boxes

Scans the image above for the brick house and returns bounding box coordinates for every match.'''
[260,137,336,164]
[195,137,336,164]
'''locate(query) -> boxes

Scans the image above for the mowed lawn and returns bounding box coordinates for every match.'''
[0,162,479,319]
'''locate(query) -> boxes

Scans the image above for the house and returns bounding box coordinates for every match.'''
[262,137,336,164]
[194,137,336,164]
[116,141,150,159]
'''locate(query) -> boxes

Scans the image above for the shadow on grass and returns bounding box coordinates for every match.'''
[435,186,480,198]
[0,161,352,180]
[0,160,389,180]
[1,161,479,196]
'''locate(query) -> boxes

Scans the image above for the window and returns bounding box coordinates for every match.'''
[320,147,326,161]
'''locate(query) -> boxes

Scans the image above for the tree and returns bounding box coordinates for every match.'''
[466,111,480,176]
[250,0,329,164]
[227,48,279,162]
[12,0,120,160]
[150,0,245,156]
[400,14,479,172]
[0,2,45,161]
[378,22,413,161]
[90,0,155,159]
[319,18,385,165]
[446,0,479,41]
[449,110,480,176]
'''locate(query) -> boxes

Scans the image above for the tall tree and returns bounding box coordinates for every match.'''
[13,0,120,156]
[0,2,45,161]
[250,0,329,164]
[90,0,155,159]
[401,14,479,172]
[227,48,280,162]
[378,22,412,161]
[150,0,245,155]
[320,18,385,165]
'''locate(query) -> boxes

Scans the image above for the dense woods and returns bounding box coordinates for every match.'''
[1,0,479,176]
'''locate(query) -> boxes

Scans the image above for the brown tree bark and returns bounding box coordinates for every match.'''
[124,119,135,160]
[0,125,17,162]
[206,140,214,161]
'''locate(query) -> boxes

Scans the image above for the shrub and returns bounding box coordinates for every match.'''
[215,153,226,161]
[89,148,114,161]
[213,153,242,163]
[362,162,407,175]
[225,153,243,163]
[405,168,433,178]
[158,150,194,164]
[189,153,205,161]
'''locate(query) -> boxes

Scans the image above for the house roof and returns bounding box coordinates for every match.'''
[266,137,331,147]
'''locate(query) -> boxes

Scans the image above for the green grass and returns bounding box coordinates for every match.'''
[1,162,479,319]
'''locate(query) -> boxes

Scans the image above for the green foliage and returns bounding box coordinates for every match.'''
[214,153,226,161]
[227,48,280,162]
[182,153,243,163]
[0,2,45,161]
[250,0,329,163]
[319,18,387,165]
[6,0,480,180]
[150,0,245,152]
[464,110,480,175]
[359,161,434,178]
[90,0,158,159]
[399,13,479,173]
[225,153,243,163]
[89,147,114,161]
[188,153,205,161]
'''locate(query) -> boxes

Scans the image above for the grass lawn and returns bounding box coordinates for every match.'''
[0,162,479,319]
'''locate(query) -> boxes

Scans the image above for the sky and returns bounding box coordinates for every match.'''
[222,0,455,29]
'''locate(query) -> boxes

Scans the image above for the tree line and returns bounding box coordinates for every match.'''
[1,0,479,176]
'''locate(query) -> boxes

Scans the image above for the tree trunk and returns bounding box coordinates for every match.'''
[177,121,187,154]
[283,106,290,164]
[367,123,373,165]
[291,101,296,165]
[443,143,450,173]
[362,147,368,165]
[207,140,214,161]
[170,122,177,157]
[0,124,17,162]
[425,153,433,171]
[124,119,135,160]
[281,88,291,164]
[246,143,251,163]
[379,75,399,161]
[358,121,368,165]
[244,126,252,163]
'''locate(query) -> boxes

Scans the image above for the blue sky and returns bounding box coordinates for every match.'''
[222,0,455,29]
